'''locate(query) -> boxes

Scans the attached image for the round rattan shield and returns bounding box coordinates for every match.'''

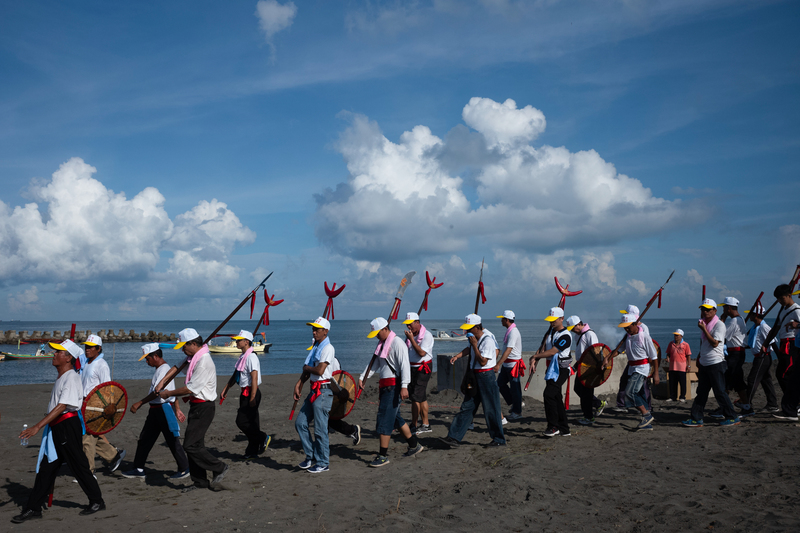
[649,340,661,378]
[329,370,356,420]
[81,381,128,436]
[577,343,613,388]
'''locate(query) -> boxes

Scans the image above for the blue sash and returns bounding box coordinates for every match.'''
[36,425,58,473]
[747,327,758,350]
[545,356,560,382]
[77,410,86,435]
[304,337,330,367]
[161,403,180,437]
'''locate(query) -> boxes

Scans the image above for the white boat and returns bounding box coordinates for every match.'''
[430,329,468,341]
[207,339,272,354]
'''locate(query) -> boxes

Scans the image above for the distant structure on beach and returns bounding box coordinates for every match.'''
[1,330,178,344]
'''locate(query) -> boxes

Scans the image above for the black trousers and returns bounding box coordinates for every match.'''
[543,370,569,433]
[745,354,778,408]
[184,401,226,488]
[691,361,737,421]
[236,390,267,454]
[25,417,103,512]
[725,349,747,394]
[329,418,356,436]
[133,404,189,471]
[668,371,687,400]
[573,378,600,419]
[779,341,800,415]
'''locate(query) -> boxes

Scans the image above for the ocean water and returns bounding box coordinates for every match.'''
[0,318,752,386]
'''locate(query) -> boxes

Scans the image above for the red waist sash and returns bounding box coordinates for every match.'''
[183,397,209,404]
[629,359,650,367]
[379,378,396,388]
[310,379,330,403]
[52,411,78,426]
[241,386,251,397]
[411,360,432,373]
[728,347,746,353]
[474,368,493,373]
[508,358,526,378]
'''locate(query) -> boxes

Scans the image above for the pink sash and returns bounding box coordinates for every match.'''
[503,322,516,346]
[375,331,397,359]
[235,347,254,372]
[185,345,209,381]
[405,325,427,349]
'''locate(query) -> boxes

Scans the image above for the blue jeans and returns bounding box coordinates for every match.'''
[624,371,648,410]
[376,386,407,435]
[691,361,737,421]
[448,371,505,444]
[295,388,333,467]
[497,366,522,414]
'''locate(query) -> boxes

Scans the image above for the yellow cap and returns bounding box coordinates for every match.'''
[566,324,576,331]
[367,329,381,338]
[402,319,415,324]
[618,321,634,328]
[173,341,186,349]
[48,342,66,351]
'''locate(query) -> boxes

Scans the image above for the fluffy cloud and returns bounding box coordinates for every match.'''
[314,97,704,262]
[0,158,255,304]
[255,0,297,58]
[8,286,40,313]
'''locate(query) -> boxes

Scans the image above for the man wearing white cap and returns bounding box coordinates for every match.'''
[604,314,658,430]
[80,334,125,475]
[740,302,778,416]
[122,344,189,480]
[440,314,505,447]
[682,299,739,427]
[767,284,800,421]
[13,340,105,523]
[719,297,748,408]
[157,328,228,491]
[495,310,524,420]
[665,329,691,402]
[360,317,422,466]
[612,305,653,413]
[566,316,606,425]
[527,308,573,437]
[221,330,269,459]
[294,318,336,473]
[402,312,435,434]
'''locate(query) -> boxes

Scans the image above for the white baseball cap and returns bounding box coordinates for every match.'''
[174,328,201,349]
[673,329,685,336]
[460,313,482,330]
[497,310,515,320]
[403,312,420,325]
[368,317,389,338]
[700,298,717,309]
[82,334,103,347]
[565,315,581,331]
[620,304,640,315]
[139,342,161,361]
[544,307,564,322]
[619,314,638,328]
[231,330,254,341]
[719,297,740,307]
[306,317,331,330]
[48,339,84,360]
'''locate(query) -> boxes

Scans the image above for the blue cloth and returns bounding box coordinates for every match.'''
[447,371,505,444]
[544,356,560,382]
[294,388,333,467]
[35,424,58,473]
[162,403,180,437]
[747,326,758,349]
[77,410,86,435]
[375,385,406,435]
[78,351,102,375]
[304,337,330,367]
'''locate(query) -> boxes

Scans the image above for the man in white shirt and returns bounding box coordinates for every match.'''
[13,340,105,523]
[740,302,779,416]
[495,310,524,420]
[682,299,740,427]
[719,297,748,406]
[360,317,422,467]
[122,344,189,480]
[80,335,125,474]
[530,308,573,437]
[768,284,800,421]
[221,330,269,459]
[612,305,654,413]
[566,316,607,425]
[158,328,228,491]
[441,314,506,447]
[604,314,658,431]
[294,318,336,473]
[403,312,435,434]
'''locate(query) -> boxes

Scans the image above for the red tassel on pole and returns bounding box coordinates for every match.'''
[478,281,487,305]
[249,291,256,319]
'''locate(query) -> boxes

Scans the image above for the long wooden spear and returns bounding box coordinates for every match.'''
[139,272,273,404]
[757,265,800,353]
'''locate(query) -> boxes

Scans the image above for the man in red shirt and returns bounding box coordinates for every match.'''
[666,329,692,402]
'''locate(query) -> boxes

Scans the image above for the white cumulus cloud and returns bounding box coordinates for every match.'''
[314,97,704,263]
[255,0,297,59]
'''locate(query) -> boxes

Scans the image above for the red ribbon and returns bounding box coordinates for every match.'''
[657,289,662,309]
[413,360,432,373]
[263,290,284,326]
[390,298,401,320]
[478,281,487,305]
[422,271,444,311]
[249,291,256,319]
[509,358,526,378]
[310,380,329,403]
[323,282,346,320]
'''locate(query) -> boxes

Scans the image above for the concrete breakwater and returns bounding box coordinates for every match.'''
[1,330,178,344]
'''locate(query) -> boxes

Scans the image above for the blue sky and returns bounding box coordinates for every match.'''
[0,0,798,323]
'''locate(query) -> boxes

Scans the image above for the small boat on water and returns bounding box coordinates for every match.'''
[1,344,55,360]
[207,339,272,354]
[430,329,468,341]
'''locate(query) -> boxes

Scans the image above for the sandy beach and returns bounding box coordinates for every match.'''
[1,366,798,532]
